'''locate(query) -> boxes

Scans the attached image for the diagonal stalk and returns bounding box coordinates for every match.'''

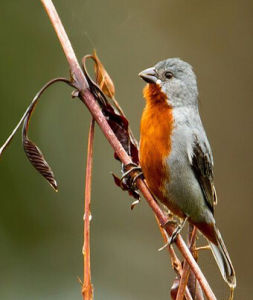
[186,226,205,300]
[82,118,95,300]
[176,225,198,300]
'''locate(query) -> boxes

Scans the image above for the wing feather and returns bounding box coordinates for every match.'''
[191,138,217,213]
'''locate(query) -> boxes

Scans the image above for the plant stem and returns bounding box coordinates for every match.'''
[187,226,205,300]
[82,118,95,300]
[176,225,197,300]
[40,1,217,299]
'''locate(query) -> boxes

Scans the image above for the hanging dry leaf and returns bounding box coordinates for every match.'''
[82,54,139,164]
[22,102,58,191]
[82,54,140,199]
[23,138,58,191]
[105,107,139,164]
[93,50,115,98]
[0,78,71,192]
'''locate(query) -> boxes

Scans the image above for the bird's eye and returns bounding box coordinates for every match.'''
[165,71,173,79]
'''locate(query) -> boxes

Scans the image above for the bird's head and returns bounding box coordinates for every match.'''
[139,58,198,107]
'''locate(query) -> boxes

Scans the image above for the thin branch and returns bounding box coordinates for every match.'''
[82,118,95,300]
[40,1,217,299]
[187,229,205,300]
[176,226,197,300]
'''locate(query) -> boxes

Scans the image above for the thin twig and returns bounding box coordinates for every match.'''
[82,118,95,300]
[187,232,205,300]
[176,225,197,300]
[40,1,217,299]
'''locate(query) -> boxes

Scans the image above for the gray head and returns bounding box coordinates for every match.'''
[139,58,198,107]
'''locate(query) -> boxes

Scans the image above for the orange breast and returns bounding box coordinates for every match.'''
[140,84,174,202]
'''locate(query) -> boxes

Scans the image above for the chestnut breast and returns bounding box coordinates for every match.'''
[140,84,174,202]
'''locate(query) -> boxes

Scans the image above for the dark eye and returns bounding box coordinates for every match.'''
[165,71,173,79]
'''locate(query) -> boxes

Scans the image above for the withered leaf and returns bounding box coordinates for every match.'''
[0,78,72,191]
[82,53,139,163]
[18,78,70,192]
[23,138,58,191]
[103,107,130,156]
[82,53,140,200]
[93,50,115,98]
[129,139,139,165]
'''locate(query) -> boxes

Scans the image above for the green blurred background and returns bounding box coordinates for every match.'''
[0,0,252,299]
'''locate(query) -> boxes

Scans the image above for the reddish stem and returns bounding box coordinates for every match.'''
[176,226,197,300]
[40,1,217,299]
[82,118,95,300]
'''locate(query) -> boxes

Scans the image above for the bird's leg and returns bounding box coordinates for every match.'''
[170,216,189,244]
[158,217,189,251]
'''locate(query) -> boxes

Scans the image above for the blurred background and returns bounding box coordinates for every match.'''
[0,0,252,299]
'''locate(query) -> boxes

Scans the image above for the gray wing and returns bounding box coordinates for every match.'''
[191,138,217,213]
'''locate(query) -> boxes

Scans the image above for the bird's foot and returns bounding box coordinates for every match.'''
[112,163,144,209]
[121,163,143,209]
[120,163,143,189]
[158,217,189,251]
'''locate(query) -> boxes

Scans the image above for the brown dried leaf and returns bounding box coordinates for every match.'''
[82,54,139,164]
[83,54,141,199]
[23,138,58,191]
[129,140,139,165]
[0,78,73,192]
[93,50,115,98]
[104,109,129,156]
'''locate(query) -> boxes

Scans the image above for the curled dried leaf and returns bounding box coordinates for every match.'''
[82,53,139,164]
[22,91,59,191]
[0,77,73,190]
[14,78,71,191]
[23,138,58,191]
[93,50,115,98]
[82,54,140,200]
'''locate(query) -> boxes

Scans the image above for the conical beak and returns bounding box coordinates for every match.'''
[138,67,157,84]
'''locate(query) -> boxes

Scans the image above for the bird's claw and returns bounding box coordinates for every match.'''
[112,163,143,207]
[158,217,188,251]
[120,163,143,188]
[120,163,144,209]
[130,199,140,210]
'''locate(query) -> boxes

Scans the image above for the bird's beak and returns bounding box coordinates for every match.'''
[138,67,157,84]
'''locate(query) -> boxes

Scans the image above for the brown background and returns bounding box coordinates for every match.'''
[0,0,252,299]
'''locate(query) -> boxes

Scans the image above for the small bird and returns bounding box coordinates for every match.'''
[138,58,236,289]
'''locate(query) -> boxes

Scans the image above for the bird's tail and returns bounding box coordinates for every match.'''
[208,226,236,289]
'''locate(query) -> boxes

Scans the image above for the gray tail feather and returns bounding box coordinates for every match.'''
[209,227,236,288]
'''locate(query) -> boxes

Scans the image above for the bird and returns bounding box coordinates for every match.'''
[138,58,236,289]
